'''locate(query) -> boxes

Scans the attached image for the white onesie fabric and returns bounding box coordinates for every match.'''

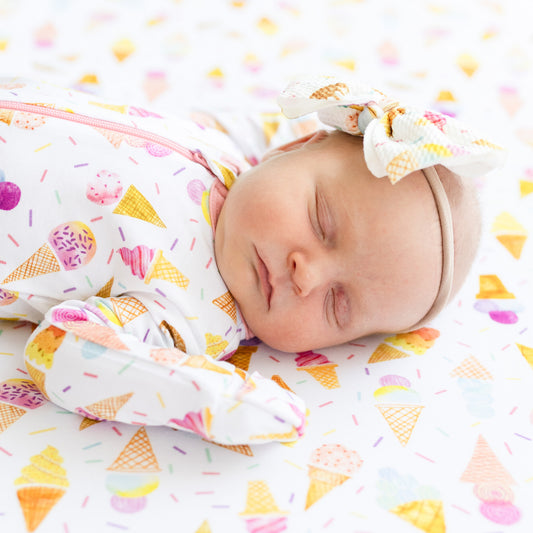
[0,79,305,444]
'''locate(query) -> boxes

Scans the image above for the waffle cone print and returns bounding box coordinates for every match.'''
[113,184,166,227]
[390,499,446,533]
[106,427,161,513]
[450,356,495,418]
[212,291,237,323]
[516,343,533,370]
[0,403,26,433]
[377,468,445,533]
[491,212,528,259]
[374,375,424,446]
[295,351,340,389]
[385,328,440,356]
[239,480,289,532]
[461,435,521,525]
[2,221,96,284]
[110,296,148,324]
[144,249,189,289]
[14,445,69,532]
[83,392,134,421]
[304,444,362,509]
[227,345,258,371]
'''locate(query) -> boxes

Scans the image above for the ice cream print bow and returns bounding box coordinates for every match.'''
[278,75,505,183]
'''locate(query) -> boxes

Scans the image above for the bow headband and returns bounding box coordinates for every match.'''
[278,75,505,328]
[277,75,505,183]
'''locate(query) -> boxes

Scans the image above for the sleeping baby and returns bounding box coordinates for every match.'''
[0,75,504,444]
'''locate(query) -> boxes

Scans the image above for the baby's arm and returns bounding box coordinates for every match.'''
[24,295,305,444]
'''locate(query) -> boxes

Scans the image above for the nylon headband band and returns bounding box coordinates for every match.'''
[406,166,454,331]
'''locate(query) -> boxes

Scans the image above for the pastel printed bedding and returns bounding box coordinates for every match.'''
[0,1,532,532]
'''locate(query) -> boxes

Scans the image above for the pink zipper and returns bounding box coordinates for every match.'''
[0,100,215,175]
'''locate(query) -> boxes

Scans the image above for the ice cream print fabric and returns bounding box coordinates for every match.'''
[0,78,305,444]
[278,75,506,182]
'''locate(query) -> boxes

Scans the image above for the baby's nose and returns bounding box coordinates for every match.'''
[289,251,325,297]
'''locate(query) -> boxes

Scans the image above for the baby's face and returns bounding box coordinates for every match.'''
[214,131,442,352]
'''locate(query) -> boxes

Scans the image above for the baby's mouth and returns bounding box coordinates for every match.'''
[255,247,272,309]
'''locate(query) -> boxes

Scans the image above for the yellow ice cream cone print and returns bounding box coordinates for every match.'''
[491,212,528,259]
[305,466,350,509]
[390,499,446,533]
[239,480,288,517]
[516,343,533,370]
[113,185,166,227]
[15,445,68,532]
[204,333,228,357]
[144,250,189,289]
[476,275,514,299]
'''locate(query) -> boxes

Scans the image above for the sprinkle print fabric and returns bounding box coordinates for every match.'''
[0,79,305,445]
[1,0,533,532]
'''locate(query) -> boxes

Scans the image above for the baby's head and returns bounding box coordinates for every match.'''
[214,129,482,352]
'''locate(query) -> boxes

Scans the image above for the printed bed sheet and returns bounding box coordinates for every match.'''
[0,1,532,532]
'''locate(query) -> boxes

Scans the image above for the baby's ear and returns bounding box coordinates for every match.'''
[261,130,329,162]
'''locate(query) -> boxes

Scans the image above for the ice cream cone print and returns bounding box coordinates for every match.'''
[204,333,228,357]
[306,466,350,509]
[112,38,135,62]
[271,374,293,392]
[496,235,527,259]
[297,363,340,389]
[386,150,418,183]
[107,427,161,473]
[2,243,60,284]
[15,445,68,532]
[25,362,49,399]
[25,325,67,369]
[144,250,189,289]
[476,275,514,299]
[260,112,282,144]
[368,343,410,363]
[195,520,212,533]
[385,328,440,355]
[450,356,493,380]
[159,320,186,352]
[110,297,148,324]
[0,108,14,124]
[460,435,515,485]
[227,345,257,371]
[205,440,254,456]
[0,403,26,433]
[516,343,533,370]
[305,444,362,509]
[492,212,528,259]
[239,480,289,518]
[113,185,166,227]
[376,404,424,446]
[17,486,66,532]
[79,417,101,430]
[390,499,446,533]
[520,179,533,198]
[96,277,114,298]
[84,392,134,421]
[212,292,237,323]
